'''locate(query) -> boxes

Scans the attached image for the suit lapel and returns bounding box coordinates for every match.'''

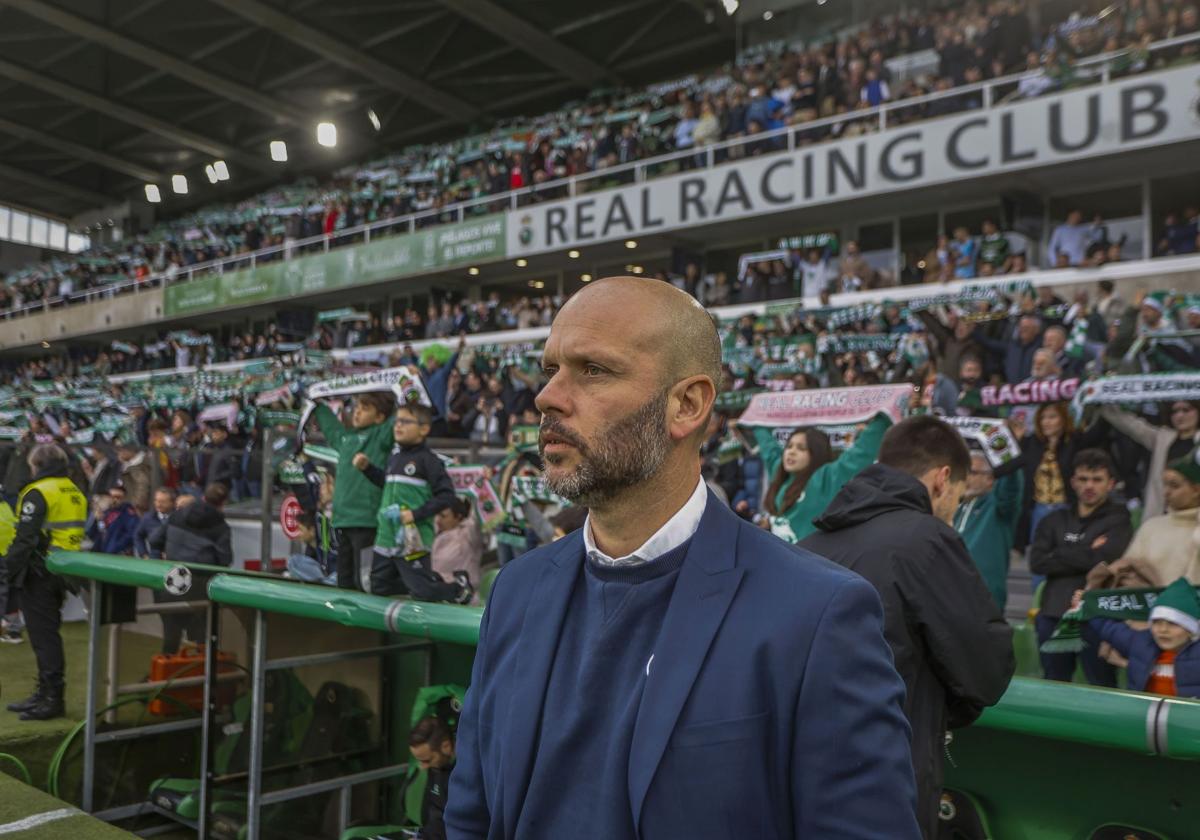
[628,496,745,829]
[500,533,583,836]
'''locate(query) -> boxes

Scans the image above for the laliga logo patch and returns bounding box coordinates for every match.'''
[22,502,34,514]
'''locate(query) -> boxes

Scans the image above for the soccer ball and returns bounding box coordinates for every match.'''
[164,566,192,596]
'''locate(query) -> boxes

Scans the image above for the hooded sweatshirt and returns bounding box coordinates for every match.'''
[800,463,1014,840]
[1028,497,1132,619]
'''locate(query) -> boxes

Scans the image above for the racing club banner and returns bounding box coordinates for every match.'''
[737,384,912,428]
[508,64,1200,256]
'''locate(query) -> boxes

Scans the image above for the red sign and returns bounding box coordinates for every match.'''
[280,494,303,540]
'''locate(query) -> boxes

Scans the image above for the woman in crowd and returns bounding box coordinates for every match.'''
[1100,400,1200,517]
[742,411,893,542]
[1013,402,1085,552]
[1093,449,1200,588]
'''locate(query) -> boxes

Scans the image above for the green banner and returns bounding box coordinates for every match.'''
[163,215,507,316]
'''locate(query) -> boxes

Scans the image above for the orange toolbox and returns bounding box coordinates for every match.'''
[148,645,239,716]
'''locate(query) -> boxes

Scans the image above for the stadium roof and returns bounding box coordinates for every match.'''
[0,0,734,220]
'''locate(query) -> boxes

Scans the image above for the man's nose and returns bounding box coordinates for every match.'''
[535,374,570,417]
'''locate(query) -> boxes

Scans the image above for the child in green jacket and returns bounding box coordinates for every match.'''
[311,391,395,591]
[750,412,892,542]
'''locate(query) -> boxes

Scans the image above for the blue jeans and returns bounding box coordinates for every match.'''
[286,554,338,586]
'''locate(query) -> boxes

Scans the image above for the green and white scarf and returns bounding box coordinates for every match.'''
[1042,585,1200,653]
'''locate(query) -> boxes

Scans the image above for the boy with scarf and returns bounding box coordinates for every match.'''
[311,392,395,590]
[1081,578,1200,698]
[354,402,468,603]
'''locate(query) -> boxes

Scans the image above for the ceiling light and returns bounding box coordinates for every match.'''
[581,273,593,282]
[516,258,528,267]
[367,109,381,132]
[722,0,739,15]
[171,174,188,194]
[632,265,644,274]
[144,185,161,203]
[624,239,637,249]
[568,249,580,259]
[528,280,545,289]
[468,266,480,276]
[213,160,229,181]
[763,10,773,20]
[41,340,50,348]
[205,164,218,184]
[270,140,288,162]
[316,122,337,147]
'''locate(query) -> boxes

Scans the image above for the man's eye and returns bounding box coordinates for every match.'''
[583,365,604,376]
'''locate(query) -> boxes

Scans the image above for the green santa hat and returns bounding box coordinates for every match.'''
[1150,577,1200,637]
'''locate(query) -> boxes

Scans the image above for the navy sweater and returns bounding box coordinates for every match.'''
[514,539,690,839]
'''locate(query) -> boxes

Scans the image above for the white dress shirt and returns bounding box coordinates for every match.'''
[583,477,708,567]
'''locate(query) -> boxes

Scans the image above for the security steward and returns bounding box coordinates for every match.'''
[4,444,86,721]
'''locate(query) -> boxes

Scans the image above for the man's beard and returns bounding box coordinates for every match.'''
[539,389,671,507]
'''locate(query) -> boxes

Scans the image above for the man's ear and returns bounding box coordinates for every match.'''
[669,376,716,442]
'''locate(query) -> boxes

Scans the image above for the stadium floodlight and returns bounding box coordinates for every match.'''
[568,249,580,258]
[722,0,738,15]
[624,239,637,249]
[144,184,161,203]
[367,109,382,132]
[581,273,593,282]
[213,160,230,181]
[763,10,773,21]
[516,258,528,267]
[270,140,288,162]
[468,266,480,276]
[205,164,218,184]
[317,122,338,147]
[171,174,188,194]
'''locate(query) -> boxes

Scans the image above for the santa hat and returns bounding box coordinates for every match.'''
[1150,577,1200,637]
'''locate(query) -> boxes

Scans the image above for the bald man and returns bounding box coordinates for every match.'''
[445,277,920,840]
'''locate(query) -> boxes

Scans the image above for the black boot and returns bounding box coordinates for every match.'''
[6,680,43,713]
[20,682,64,721]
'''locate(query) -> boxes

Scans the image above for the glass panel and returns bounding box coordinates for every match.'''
[28,216,48,247]
[0,207,9,240]
[9,211,28,243]
[67,232,90,253]
[48,222,66,250]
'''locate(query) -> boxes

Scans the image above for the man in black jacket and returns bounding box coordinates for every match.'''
[1029,448,1132,686]
[148,483,233,652]
[801,416,1015,839]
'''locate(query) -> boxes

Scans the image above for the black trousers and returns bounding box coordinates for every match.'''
[21,570,66,688]
[153,588,205,654]
[370,551,458,602]
[334,527,376,591]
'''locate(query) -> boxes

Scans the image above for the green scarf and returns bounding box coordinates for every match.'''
[1041,585,1200,653]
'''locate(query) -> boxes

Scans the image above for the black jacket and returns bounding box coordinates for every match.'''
[420,762,453,840]
[800,464,1015,839]
[363,442,457,523]
[148,501,233,568]
[1028,499,1132,619]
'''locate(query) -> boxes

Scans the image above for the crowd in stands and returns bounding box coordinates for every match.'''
[2,270,1199,713]
[2,0,1197,315]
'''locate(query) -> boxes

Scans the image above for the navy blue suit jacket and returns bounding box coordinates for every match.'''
[445,492,920,839]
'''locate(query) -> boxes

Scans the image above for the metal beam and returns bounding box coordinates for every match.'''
[0,116,161,181]
[428,1,653,82]
[0,161,110,206]
[438,0,611,86]
[609,3,677,63]
[0,56,272,173]
[207,0,479,123]
[0,0,308,125]
[261,12,443,91]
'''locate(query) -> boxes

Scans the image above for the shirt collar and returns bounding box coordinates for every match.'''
[583,477,708,567]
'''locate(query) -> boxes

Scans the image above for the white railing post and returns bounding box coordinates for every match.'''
[364,226,371,244]
[324,236,330,253]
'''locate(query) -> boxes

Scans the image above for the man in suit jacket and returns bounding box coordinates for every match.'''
[445,277,920,840]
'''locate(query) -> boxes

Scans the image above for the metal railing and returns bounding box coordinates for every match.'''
[4,31,1199,321]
